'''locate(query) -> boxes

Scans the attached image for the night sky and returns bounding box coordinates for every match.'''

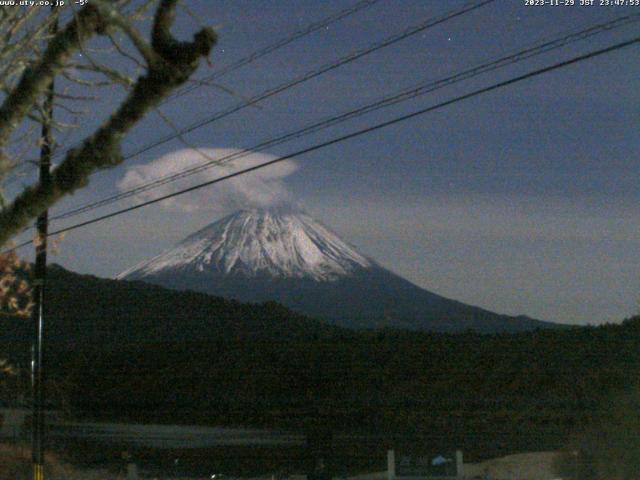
[8,0,640,325]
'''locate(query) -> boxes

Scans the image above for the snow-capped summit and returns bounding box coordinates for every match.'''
[119,209,372,282]
[118,208,559,333]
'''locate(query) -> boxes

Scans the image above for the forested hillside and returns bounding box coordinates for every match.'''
[1,265,638,461]
[55,318,640,459]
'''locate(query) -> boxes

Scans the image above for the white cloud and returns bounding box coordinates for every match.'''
[118,148,299,214]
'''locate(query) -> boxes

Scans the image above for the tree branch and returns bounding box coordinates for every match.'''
[91,0,160,66]
[0,1,216,247]
[0,5,109,176]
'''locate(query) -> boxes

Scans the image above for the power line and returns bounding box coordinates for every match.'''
[45,0,382,165]
[118,0,496,160]
[7,34,637,253]
[47,0,495,220]
[52,0,491,164]
[49,13,639,222]
[54,13,640,219]
[4,0,495,241]
[167,0,383,101]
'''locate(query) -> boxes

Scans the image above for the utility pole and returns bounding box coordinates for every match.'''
[31,9,57,480]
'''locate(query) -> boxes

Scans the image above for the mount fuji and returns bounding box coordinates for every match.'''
[118,209,559,333]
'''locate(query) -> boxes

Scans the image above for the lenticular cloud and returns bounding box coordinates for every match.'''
[117,148,299,213]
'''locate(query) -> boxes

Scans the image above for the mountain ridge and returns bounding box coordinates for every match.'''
[0,263,341,348]
[120,209,563,333]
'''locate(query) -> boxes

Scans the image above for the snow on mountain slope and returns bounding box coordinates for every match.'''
[118,209,372,282]
[117,208,561,333]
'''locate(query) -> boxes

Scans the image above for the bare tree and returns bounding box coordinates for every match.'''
[0,0,216,248]
[0,0,215,407]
